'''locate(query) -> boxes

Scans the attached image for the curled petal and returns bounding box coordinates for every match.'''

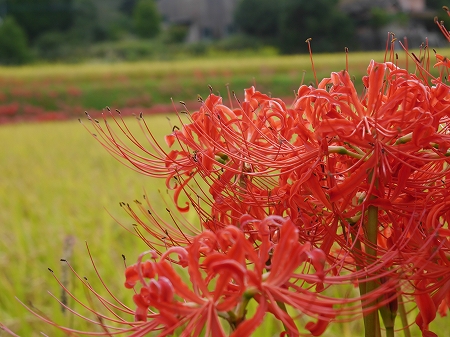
[415,280,437,333]
[124,260,155,289]
[133,292,150,321]
[305,317,331,337]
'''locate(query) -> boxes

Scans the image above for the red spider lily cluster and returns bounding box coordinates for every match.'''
[3,9,450,337]
[123,217,337,337]
[77,44,450,336]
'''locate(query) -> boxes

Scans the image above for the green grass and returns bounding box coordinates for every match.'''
[0,117,168,335]
[1,48,449,117]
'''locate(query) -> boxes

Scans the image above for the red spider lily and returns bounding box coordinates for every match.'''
[77,41,450,337]
[122,215,377,337]
[234,215,334,337]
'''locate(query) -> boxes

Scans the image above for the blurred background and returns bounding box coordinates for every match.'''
[1,0,449,124]
[0,0,448,65]
[1,1,450,335]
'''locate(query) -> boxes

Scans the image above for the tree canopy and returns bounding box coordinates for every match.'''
[0,16,30,64]
[278,0,355,53]
[234,0,279,38]
[133,0,160,38]
[234,0,356,54]
[6,0,74,41]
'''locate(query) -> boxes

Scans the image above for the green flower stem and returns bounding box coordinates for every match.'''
[349,222,369,335]
[364,205,380,337]
[228,289,255,330]
[398,295,411,337]
[394,132,412,145]
[386,326,394,337]
[379,300,396,337]
[343,142,366,156]
[328,145,364,159]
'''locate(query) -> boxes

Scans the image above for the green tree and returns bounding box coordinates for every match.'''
[6,0,74,42]
[120,0,138,16]
[0,16,30,64]
[278,0,355,54]
[34,0,103,61]
[369,7,391,30]
[69,0,104,43]
[234,0,280,38]
[133,0,160,38]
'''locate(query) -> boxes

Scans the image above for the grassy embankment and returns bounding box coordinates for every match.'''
[3,48,448,123]
[1,49,449,336]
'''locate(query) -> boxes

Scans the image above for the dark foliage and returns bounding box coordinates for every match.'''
[234,0,279,38]
[6,0,74,41]
[0,16,30,64]
[277,0,355,54]
[234,0,355,54]
[133,0,160,38]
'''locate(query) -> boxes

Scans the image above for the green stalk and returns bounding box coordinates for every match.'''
[328,145,364,159]
[376,312,381,337]
[385,326,395,337]
[226,288,257,330]
[363,205,380,337]
[349,223,369,334]
[380,295,397,337]
[398,295,411,337]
